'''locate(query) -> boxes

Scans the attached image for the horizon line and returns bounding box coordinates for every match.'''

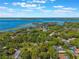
[0,17,79,18]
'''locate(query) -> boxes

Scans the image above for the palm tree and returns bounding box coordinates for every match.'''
[20,47,32,59]
[31,47,39,59]
[66,50,75,59]
[39,52,50,59]
[48,47,58,59]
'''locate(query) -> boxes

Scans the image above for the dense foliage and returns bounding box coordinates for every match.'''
[0,22,79,59]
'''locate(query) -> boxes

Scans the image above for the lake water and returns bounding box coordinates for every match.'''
[0,18,79,31]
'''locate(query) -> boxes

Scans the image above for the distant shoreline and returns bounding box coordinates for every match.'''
[0,17,79,19]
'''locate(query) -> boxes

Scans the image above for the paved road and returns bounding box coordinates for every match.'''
[14,49,20,59]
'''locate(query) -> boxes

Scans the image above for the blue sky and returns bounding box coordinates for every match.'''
[0,0,79,17]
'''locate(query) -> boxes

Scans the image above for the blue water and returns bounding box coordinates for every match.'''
[0,18,79,31]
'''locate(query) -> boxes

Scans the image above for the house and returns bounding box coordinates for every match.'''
[59,53,66,59]
[75,48,79,56]
[56,46,69,59]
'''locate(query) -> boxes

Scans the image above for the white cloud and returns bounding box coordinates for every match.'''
[12,2,37,8]
[21,3,37,8]
[39,6,77,14]
[53,9,73,13]
[4,3,8,5]
[40,9,52,13]
[12,2,46,10]
[39,9,73,14]
[53,5,64,8]
[53,5,77,13]
[12,2,21,6]
[36,6,45,9]
[0,6,7,10]
[21,9,33,12]
[33,0,46,3]
[53,5,77,10]
[50,0,56,2]
[8,9,16,12]
[31,4,45,9]
[0,6,16,13]
[0,13,12,17]
[63,7,77,10]
[32,0,55,3]
[53,8,77,13]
